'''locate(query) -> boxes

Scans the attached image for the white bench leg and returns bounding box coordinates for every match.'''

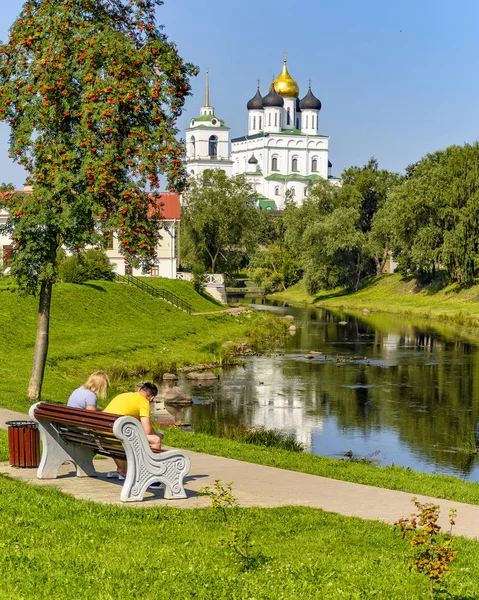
[29,405,97,479]
[120,450,190,502]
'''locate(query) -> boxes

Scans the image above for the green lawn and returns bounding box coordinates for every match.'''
[0,473,477,599]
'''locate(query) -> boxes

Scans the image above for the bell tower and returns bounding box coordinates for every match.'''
[185,71,233,177]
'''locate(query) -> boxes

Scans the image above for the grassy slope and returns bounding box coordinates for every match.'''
[0,279,251,413]
[139,277,224,312]
[272,275,479,327]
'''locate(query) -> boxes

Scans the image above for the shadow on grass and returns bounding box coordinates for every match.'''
[80,282,107,292]
[198,289,223,307]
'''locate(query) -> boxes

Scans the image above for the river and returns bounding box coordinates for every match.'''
[160,302,479,482]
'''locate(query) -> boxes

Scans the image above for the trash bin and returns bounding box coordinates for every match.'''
[6,421,40,468]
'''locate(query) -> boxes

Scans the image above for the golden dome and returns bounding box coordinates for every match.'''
[273,59,299,98]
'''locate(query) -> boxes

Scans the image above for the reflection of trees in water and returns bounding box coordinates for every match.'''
[188,307,479,476]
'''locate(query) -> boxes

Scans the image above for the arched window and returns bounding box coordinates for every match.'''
[291,187,296,196]
[312,116,315,129]
[268,113,271,126]
[306,116,309,128]
[311,158,318,172]
[253,116,256,130]
[259,116,262,130]
[296,118,299,129]
[271,156,278,171]
[304,187,307,196]
[191,135,196,158]
[208,135,217,158]
[274,113,278,126]
[286,107,291,126]
[292,157,298,172]
[275,186,280,196]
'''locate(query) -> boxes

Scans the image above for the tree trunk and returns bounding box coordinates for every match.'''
[28,279,53,402]
[376,247,389,275]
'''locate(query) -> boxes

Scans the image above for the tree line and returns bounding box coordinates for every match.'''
[181,143,479,293]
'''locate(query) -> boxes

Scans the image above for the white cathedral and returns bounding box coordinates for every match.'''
[185,58,339,210]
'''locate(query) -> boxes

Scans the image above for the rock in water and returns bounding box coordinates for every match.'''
[163,386,192,406]
[186,371,218,381]
[162,373,178,381]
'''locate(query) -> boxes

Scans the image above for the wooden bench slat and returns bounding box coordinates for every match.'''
[35,403,118,425]
[35,411,118,432]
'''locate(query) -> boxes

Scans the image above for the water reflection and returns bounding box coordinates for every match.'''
[165,304,479,481]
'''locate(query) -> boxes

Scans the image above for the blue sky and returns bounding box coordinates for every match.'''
[1,0,478,187]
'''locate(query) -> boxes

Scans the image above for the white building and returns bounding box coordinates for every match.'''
[0,188,181,279]
[186,58,339,210]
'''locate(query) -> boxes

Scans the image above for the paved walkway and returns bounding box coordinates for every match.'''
[1,408,479,540]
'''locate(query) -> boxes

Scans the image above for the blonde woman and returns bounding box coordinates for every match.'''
[67,371,110,411]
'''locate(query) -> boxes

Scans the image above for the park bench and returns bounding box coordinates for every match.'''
[28,402,190,502]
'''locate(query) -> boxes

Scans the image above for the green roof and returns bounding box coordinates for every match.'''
[258,199,278,210]
[245,171,263,176]
[192,115,225,124]
[265,173,326,182]
[188,125,230,131]
[231,132,266,143]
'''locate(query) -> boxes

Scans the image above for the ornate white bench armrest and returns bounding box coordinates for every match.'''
[114,416,190,502]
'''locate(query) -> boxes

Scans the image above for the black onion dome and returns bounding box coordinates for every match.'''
[248,154,258,165]
[262,85,284,108]
[247,88,264,110]
[299,87,322,111]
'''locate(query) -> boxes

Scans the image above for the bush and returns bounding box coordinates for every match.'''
[192,262,206,293]
[58,255,87,283]
[59,249,115,283]
[82,249,115,280]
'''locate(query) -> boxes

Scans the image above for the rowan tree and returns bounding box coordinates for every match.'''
[0,0,196,400]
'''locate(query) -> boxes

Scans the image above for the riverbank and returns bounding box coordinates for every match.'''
[0,278,278,413]
[271,274,479,327]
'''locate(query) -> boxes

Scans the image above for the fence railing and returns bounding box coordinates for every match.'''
[116,274,192,314]
[176,272,225,285]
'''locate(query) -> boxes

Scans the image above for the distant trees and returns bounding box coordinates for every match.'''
[378,144,479,284]
[273,144,479,294]
[181,170,259,275]
[282,181,368,293]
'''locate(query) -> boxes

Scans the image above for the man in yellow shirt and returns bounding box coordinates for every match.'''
[104,382,163,479]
